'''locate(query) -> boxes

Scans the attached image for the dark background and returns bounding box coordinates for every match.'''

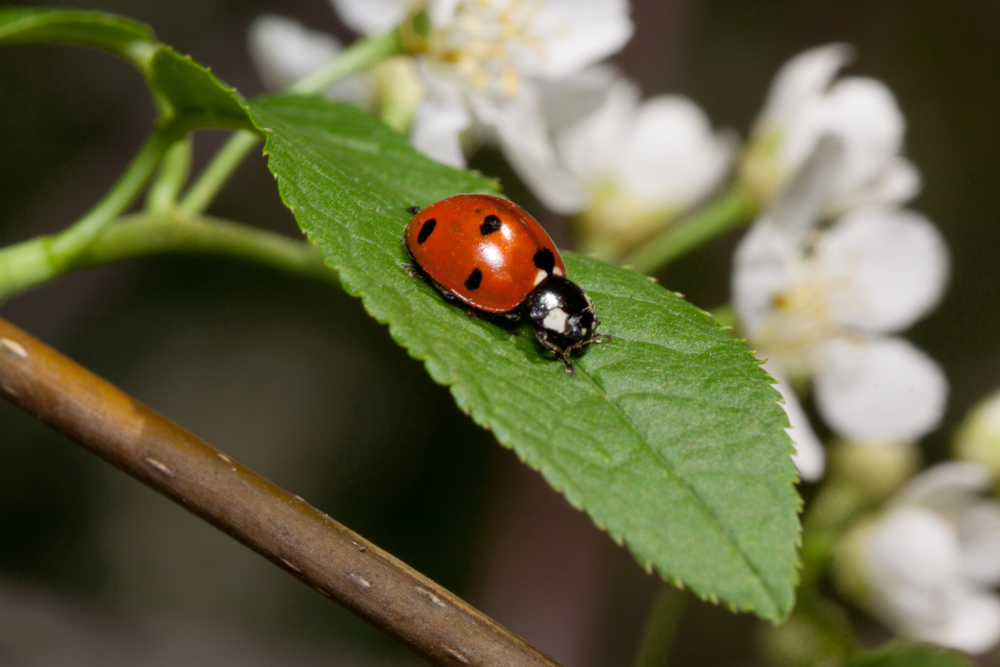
[1,1,998,665]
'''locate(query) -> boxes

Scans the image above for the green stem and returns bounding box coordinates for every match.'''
[47,130,174,262]
[0,213,335,301]
[624,188,757,274]
[75,214,336,284]
[146,136,192,213]
[177,130,260,216]
[178,29,405,217]
[290,28,403,94]
[632,585,686,667]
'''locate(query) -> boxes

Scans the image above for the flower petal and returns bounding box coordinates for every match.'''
[555,74,639,184]
[958,500,1000,585]
[409,66,471,168]
[524,0,633,79]
[829,156,922,213]
[618,95,737,208]
[865,506,962,630]
[814,207,949,334]
[329,0,406,35]
[480,88,588,213]
[813,336,948,442]
[889,461,994,513]
[759,43,853,127]
[731,219,796,338]
[918,589,1000,655]
[763,360,825,481]
[783,77,905,201]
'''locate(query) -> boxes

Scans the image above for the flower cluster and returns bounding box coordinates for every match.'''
[732,45,949,481]
[835,462,1000,653]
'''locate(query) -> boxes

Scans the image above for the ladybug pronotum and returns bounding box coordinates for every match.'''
[404,194,607,375]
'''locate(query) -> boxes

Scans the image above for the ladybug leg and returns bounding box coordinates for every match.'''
[405,205,422,215]
[402,263,425,279]
[534,328,576,376]
[500,311,521,322]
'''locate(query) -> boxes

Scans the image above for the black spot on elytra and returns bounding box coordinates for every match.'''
[417,218,437,244]
[480,214,502,235]
[464,268,483,290]
[533,248,556,273]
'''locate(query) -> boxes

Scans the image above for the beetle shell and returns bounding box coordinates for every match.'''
[404,194,567,313]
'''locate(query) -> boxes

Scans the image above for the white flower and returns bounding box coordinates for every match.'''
[548,72,737,256]
[733,140,949,472]
[328,0,634,213]
[834,462,1000,654]
[739,44,921,214]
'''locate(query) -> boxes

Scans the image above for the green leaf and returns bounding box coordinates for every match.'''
[246,94,801,621]
[0,7,252,135]
[848,641,975,667]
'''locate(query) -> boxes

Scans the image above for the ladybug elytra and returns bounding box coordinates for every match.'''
[404,194,607,375]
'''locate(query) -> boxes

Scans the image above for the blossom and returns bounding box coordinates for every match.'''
[834,462,1000,653]
[738,44,921,214]
[547,72,737,257]
[251,0,634,214]
[732,139,949,477]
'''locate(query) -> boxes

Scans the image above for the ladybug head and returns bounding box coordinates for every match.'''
[526,275,597,345]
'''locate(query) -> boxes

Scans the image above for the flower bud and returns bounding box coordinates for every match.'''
[953,389,1000,479]
[827,439,920,503]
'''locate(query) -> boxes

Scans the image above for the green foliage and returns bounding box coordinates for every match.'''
[0,7,252,136]
[848,642,974,667]
[247,94,802,621]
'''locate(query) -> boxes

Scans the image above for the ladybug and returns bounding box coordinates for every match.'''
[404,193,607,375]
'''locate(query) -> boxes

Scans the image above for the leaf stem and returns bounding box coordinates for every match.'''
[0,316,563,667]
[176,130,260,216]
[623,188,757,274]
[145,135,192,213]
[0,212,337,301]
[632,585,686,667]
[47,129,174,261]
[74,213,336,284]
[178,28,405,216]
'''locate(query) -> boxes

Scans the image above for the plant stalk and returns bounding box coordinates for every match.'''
[624,188,757,274]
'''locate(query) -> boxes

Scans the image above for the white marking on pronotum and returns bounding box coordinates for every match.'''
[144,457,174,477]
[348,572,372,589]
[415,586,447,608]
[542,307,568,333]
[553,267,564,277]
[532,269,547,286]
[443,647,469,664]
[280,558,301,573]
[0,338,27,358]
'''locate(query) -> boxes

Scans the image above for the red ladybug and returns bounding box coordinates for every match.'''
[404,194,606,375]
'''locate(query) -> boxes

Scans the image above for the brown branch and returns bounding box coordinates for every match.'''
[0,316,563,667]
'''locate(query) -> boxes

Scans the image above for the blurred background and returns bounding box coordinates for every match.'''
[2,0,999,665]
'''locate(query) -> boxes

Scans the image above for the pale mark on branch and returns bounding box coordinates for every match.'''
[0,338,27,358]
[144,457,175,477]
[416,586,447,608]
[444,647,470,664]
[280,557,301,573]
[348,572,372,589]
